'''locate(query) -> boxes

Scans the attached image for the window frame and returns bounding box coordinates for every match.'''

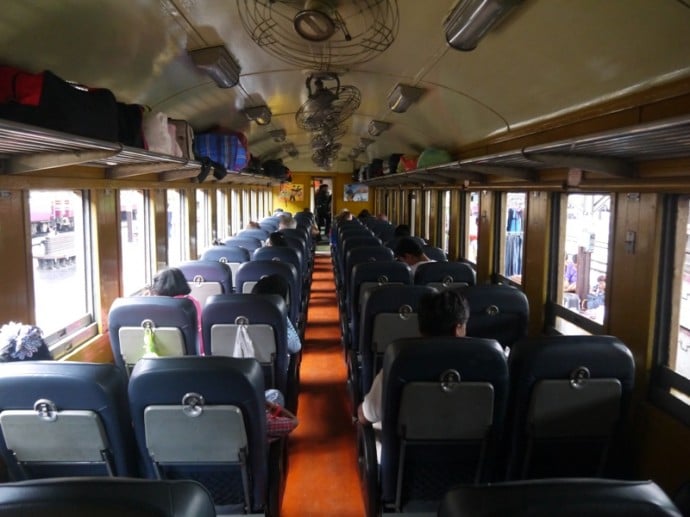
[30,189,98,359]
[493,190,526,287]
[650,194,690,425]
[545,191,613,336]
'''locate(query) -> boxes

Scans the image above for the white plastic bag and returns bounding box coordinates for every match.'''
[233,324,255,358]
[142,111,173,154]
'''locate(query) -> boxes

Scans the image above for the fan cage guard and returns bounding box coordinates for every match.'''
[238,0,400,70]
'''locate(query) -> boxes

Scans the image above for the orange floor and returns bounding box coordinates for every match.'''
[281,253,365,516]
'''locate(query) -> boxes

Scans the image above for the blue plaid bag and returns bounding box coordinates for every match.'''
[193,131,248,172]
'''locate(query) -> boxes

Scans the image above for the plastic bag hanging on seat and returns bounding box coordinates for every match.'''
[233,323,255,358]
[142,326,159,358]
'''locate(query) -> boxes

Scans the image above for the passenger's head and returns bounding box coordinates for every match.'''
[394,224,411,237]
[0,322,53,362]
[251,274,289,304]
[336,209,352,223]
[267,231,288,247]
[278,214,297,230]
[151,267,190,297]
[246,221,261,229]
[597,274,606,289]
[357,209,371,219]
[418,290,470,338]
[394,237,425,264]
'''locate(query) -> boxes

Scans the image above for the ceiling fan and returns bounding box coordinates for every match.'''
[295,73,361,132]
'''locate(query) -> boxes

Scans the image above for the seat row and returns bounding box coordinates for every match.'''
[0,356,283,515]
[0,475,681,517]
[108,292,299,411]
[356,333,636,515]
[345,281,529,413]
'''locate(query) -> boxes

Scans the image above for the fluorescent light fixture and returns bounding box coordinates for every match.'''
[368,120,391,136]
[270,129,287,143]
[387,83,425,113]
[444,0,523,51]
[189,45,241,88]
[283,142,299,157]
[359,137,374,148]
[244,105,272,125]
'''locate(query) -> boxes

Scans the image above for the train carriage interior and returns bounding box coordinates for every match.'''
[1,0,690,515]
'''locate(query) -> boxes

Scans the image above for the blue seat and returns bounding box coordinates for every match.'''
[236,228,270,241]
[280,227,312,261]
[259,222,278,233]
[504,335,635,480]
[224,236,263,254]
[414,261,476,289]
[108,296,199,373]
[202,293,289,401]
[199,246,250,286]
[438,478,681,517]
[128,356,282,515]
[176,260,233,305]
[454,283,529,351]
[253,246,303,288]
[0,361,137,479]
[341,245,394,309]
[356,284,438,401]
[357,337,509,515]
[422,244,448,262]
[0,477,216,517]
[345,260,412,352]
[368,220,395,243]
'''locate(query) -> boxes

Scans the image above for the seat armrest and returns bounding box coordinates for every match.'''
[357,421,380,517]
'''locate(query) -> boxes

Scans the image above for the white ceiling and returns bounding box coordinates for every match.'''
[1,0,690,174]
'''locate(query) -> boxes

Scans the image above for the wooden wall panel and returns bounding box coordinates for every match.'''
[0,190,33,323]
[93,188,122,335]
[152,188,167,272]
[522,191,551,336]
[608,193,661,384]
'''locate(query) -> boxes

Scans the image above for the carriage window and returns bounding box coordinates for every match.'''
[666,197,690,380]
[465,192,479,263]
[217,189,229,241]
[558,193,611,326]
[167,189,187,266]
[441,190,451,252]
[30,190,93,346]
[230,189,241,236]
[499,192,525,284]
[196,189,211,252]
[120,190,153,295]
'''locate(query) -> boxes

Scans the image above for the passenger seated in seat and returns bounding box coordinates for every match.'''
[0,322,52,362]
[265,231,289,247]
[394,237,435,275]
[251,274,301,440]
[251,274,302,355]
[278,214,297,230]
[582,274,606,310]
[150,267,203,353]
[357,290,470,425]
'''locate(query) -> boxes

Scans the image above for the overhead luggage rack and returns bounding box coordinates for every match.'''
[362,114,690,189]
[0,119,278,186]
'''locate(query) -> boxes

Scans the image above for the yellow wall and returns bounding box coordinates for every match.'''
[272,172,375,218]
